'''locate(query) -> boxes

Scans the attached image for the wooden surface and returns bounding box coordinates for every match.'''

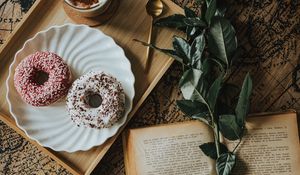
[63,0,117,26]
[1,0,300,174]
[0,119,72,175]
[0,0,45,61]
[0,0,183,174]
[225,0,300,115]
[0,0,35,46]
[0,112,76,175]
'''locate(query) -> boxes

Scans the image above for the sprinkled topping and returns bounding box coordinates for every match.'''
[14,51,71,106]
[66,71,125,129]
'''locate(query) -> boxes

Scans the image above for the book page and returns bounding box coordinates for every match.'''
[225,113,300,175]
[124,121,216,175]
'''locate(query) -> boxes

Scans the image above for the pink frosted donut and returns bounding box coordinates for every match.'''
[14,51,71,106]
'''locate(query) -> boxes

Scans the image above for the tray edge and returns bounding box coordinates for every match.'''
[0,112,83,175]
[0,0,45,61]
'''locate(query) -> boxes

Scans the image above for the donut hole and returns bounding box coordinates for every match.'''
[85,92,102,108]
[32,70,49,85]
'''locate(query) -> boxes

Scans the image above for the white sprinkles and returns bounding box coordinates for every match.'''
[66,71,125,129]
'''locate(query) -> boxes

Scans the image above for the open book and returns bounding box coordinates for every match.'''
[123,111,300,175]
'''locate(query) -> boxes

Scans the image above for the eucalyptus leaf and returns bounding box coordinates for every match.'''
[184,17,207,27]
[215,1,227,17]
[173,36,191,64]
[215,7,226,17]
[177,100,210,124]
[221,83,240,101]
[216,102,234,117]
[179,69,206,103]
[207,75,223,111]
[186,26,198,40]
[216,83,240,115]
[197,76,210,97]
[208,16,237,66]
[192,58,202,70]
[201,59,212,76]
[205,0,217,24]
[184,6,197,17]
[216,152,236,175]
[154,14,186,31]
[191,34,205,67]
[209,57,226,72]
[219,115,242,140]
[235,73,252,127]
[133,39,184,64]
[176,100,208,116]
[199,142,228,159]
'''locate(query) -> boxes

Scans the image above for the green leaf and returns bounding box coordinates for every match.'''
[133,39,184,63]
[186,26,198,40]
[219,115,242,140]
[216,83,240,115]
[215,1,227,17]
[184,6,197,17]
[199,142,228,160]
[154,14,186,30]
[235,73,252,127]
[205,0,217,24]
[207,76,223,110]
[210,57,226,72]
[216,152,236,175]
[160,49,184,64]
[197,76,210,98]
[179,69,205,102]
[208,16,237,66]
[215,7,226,17]
[190,34,205,68]
[177,100,210,124]
[176,100,208,116]
[173,36,191,64]
[183,17,207,27]
[201,58,212,76]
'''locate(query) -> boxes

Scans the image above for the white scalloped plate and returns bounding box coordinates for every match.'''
[6,24,135,152]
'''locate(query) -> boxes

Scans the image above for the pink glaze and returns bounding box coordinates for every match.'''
[14,51,71,106]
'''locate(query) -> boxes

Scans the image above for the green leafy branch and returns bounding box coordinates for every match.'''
[135,0,252,174]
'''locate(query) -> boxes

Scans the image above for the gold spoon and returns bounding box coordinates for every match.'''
[145,0,163,71]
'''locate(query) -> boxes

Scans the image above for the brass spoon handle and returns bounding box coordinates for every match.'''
[145,17,153,71]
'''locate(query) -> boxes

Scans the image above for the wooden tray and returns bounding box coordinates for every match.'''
[0,0,183,174]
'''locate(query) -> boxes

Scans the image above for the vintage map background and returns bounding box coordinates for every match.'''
[0,0,35,45]
[1,0,299,174]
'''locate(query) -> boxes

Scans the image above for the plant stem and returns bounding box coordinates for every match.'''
[207,107,220,158]
[213,123,221,157]
[232,139,242,153]
[233,129,245,153]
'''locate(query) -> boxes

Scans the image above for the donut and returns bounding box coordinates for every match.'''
[14,51,71,106]
[66,71,125,129]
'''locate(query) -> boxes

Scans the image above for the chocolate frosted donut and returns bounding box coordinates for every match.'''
[14,51,71,106]
[66,71,125,129]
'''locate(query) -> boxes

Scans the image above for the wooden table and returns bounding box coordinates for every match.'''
[1,0,299,174]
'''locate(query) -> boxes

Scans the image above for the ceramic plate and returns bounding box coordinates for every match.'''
[6,24,135,152]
